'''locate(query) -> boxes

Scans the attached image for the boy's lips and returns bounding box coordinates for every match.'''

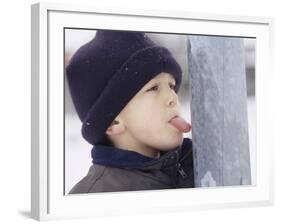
[168,115,179,122]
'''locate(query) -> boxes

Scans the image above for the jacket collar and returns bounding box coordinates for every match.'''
[91,138,192,170]
[91,144,157,169]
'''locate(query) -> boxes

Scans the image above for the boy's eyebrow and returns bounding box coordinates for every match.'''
[145,80,159,87]
[169,79,176,84]
[148,78,176,85]
[167,79,176,85]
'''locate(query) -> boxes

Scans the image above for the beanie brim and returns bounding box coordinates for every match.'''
[82,46,182,145]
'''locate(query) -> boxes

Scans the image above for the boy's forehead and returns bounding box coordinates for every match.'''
[151,72,175,82]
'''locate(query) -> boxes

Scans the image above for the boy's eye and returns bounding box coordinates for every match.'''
[147,85,159,92]
[169,83,176,91]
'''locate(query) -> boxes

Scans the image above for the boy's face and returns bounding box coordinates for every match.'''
[115,72,184,153]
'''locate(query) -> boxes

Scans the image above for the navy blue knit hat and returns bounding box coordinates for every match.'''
[66,30,182,145]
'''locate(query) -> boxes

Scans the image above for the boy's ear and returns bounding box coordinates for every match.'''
[105,119,126,136]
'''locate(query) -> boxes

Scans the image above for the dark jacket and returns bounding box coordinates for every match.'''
[69,138,194,194]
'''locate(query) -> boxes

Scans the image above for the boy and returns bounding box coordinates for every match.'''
[66,30,194,193]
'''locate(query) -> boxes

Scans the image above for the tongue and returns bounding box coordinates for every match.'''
[170,117,191,133]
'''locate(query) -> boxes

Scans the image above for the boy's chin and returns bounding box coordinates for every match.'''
[158,136,184,151]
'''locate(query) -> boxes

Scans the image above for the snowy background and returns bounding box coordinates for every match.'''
[64,29,256,194]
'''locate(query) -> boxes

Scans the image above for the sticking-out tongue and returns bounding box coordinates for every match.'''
[169,116,191,133]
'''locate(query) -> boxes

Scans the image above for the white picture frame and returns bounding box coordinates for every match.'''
[31,2,274,221]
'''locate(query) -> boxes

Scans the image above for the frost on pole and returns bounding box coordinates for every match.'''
[188,36,251,187]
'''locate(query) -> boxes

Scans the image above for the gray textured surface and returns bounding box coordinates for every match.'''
[188,36,251,187]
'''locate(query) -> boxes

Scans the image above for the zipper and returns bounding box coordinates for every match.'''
[176,163,188,179]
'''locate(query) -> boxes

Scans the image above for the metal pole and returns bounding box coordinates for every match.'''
[188,36,251,187]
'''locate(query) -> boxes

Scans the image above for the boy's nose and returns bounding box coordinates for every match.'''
[166,90,178,107]
[168,100,176,107]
